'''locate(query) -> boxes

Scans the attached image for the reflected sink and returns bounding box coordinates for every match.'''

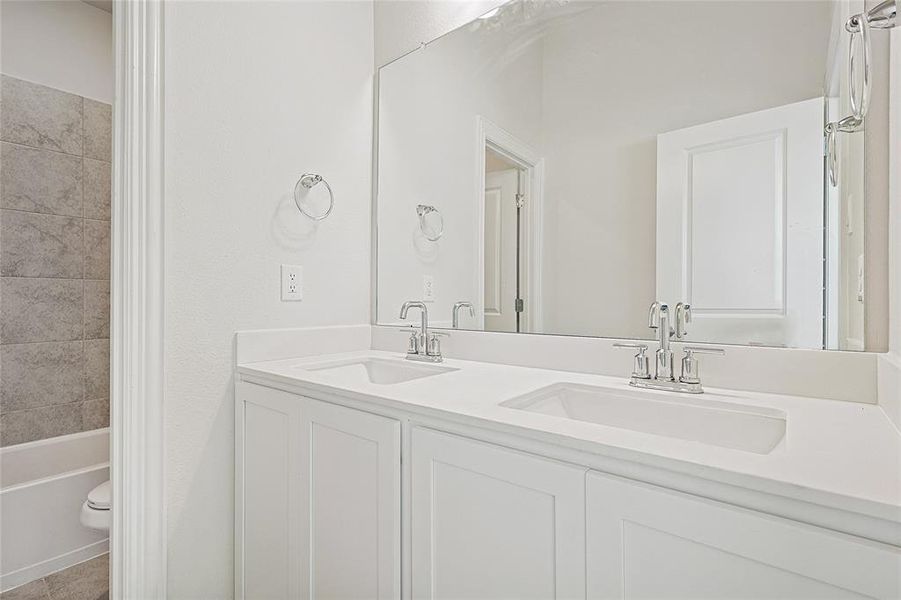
[299,357,457,385]
[501,383,786,454]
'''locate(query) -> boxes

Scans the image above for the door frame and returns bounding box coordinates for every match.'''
[111,0,167,597]
[475,116,544,333]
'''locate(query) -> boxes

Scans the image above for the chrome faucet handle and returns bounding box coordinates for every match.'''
[426,331,448,357]
[613,342,651,380]
[679,346,725,385]
[396,325,419,354]
[682,346,725,355]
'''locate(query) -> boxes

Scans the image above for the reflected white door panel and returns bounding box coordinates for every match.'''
[657,97,824,348]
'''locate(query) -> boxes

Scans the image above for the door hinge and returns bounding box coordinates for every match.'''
[514,193,525,209]
[515,298,524,313]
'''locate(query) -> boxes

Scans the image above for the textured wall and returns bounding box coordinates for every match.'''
[163,2,374,596]
[0,75,111,446]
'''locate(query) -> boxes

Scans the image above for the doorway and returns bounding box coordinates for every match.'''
[484,148,528,333]
[476,117,544,334]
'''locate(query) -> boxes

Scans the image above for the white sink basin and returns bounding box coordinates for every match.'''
[501,383,786,454]
[299,357,457,385]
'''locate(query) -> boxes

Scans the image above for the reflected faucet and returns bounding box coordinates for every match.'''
[452,301,474,329]
[400,301,445,362]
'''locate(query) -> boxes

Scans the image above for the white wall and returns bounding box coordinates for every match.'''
[163,1,373,597]
[0,0,112,103]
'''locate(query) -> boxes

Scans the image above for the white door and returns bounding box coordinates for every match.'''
[411,427,585,599]
[237,383,401,600]
[656,97,824,348]
[484,168,527,333]
[586,471,901,599]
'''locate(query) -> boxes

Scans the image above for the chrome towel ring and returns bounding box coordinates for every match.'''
[417,204,444,241]
[294,173,334,221]
[847,13,871,121]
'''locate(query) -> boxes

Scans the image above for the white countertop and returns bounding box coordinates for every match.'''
[238,350,901,528]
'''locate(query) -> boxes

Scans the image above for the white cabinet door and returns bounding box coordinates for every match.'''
[586,471,901,600]
[237,382,401,600]
[299,397,401,600]
[411,427,586,599]
[238,382,302,600]
[656,97,824,349]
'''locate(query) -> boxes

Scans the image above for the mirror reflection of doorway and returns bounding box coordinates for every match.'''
[484,147,528,333]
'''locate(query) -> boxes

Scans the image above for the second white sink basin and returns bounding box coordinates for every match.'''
[300,357,457,385]
[501,383,786,454]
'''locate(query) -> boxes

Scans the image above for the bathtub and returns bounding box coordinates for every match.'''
[0,428,109,592]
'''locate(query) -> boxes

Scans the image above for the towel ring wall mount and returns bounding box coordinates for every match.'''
[417,204,444,241]
[294,173,334,221]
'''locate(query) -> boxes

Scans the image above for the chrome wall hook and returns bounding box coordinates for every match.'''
[294,173,334,221]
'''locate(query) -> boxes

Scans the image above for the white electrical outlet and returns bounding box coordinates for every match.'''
[422,275,435,302]
[281,264,303,301]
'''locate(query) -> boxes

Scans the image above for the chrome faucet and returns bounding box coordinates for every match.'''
[399,301,445,362]
[614,301,724,393]
[648,302,674,381]
[452,301,474,329]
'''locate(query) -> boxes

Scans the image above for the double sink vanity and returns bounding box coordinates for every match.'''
[234,325,901,600]
[236,1,901,596]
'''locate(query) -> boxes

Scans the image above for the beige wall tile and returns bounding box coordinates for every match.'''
[84,338,109,401]
[83,98,111,161]
[83,219,110,280]
[81,397,109,431]
[84,279,110,339]
[0,277,83,343]
[0,341,84,413]
[0,402,82,446]
[0,76,82,156]
[83,158,110,220]
[0,209,83,278]
[0,142,83,216]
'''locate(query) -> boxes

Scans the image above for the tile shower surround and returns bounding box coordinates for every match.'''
[0,76,111,446]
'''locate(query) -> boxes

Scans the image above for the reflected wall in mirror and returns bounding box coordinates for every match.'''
[375,0,892,350]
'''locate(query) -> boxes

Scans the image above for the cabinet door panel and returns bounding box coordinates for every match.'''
[587,471,901,600]
[412,427,586,599]
[240,384,302,600]
[301,398,401,600]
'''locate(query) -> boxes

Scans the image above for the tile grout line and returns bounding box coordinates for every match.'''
[0,139,112,164]
[0,206,110,221]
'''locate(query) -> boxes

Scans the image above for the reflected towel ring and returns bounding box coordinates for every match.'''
[417,204,444,241]
[294,173,334,221]
[848,13,871,121]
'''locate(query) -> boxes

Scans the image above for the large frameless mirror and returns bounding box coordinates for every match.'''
[375,0,892,351]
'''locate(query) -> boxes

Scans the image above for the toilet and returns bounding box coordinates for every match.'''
[80,480,111,532]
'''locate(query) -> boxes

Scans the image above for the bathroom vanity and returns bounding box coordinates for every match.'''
[235,0,901,597]
[235,343,901,600]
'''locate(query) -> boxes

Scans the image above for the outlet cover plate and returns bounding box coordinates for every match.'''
[281,264,303,301]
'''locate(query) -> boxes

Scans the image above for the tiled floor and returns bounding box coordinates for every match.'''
[1,554,108,600]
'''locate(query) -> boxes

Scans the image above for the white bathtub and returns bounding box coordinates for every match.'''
[0,428,109,592]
